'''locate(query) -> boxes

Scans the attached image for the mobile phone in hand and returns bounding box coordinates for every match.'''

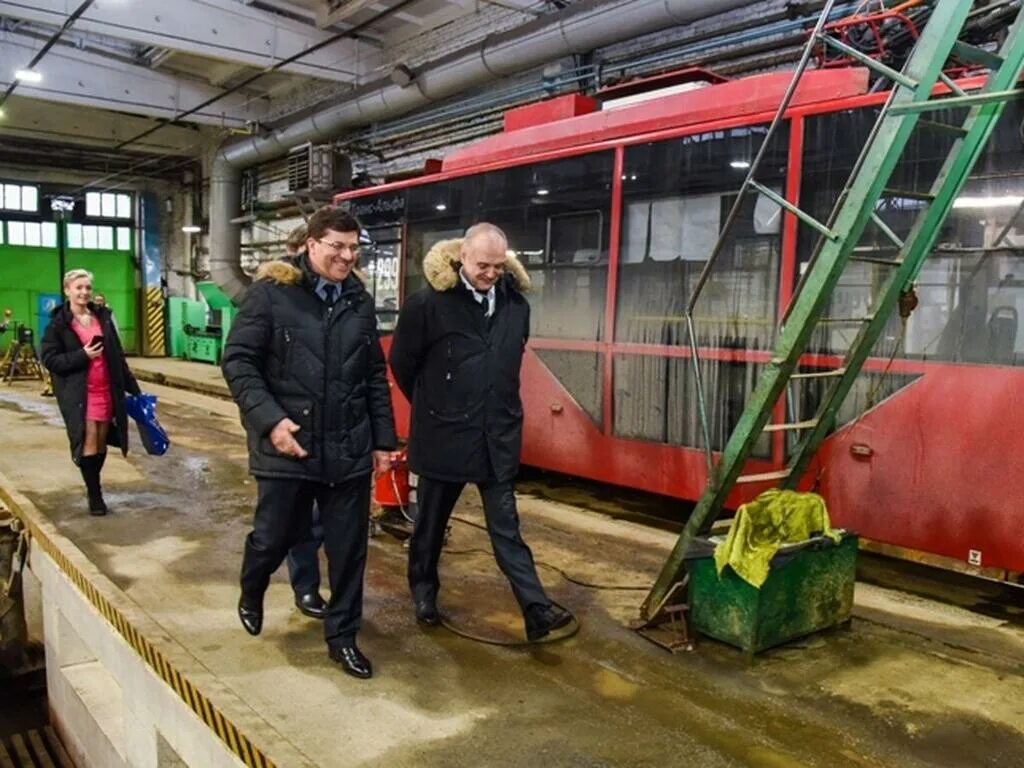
[91,335,104,348]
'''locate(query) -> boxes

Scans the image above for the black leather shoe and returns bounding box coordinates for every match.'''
[328,643,373,679]
[414,600,440,626]
[237,596,263,636]
[524,604,573,642]
[294,592,327,620]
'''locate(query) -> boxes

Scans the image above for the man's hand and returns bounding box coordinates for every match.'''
[270,418,308,458]
[372,450,392,475]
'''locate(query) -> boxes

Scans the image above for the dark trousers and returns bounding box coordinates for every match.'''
[286,502,323,596]
[240,476,370,648]
[409,476,548,612]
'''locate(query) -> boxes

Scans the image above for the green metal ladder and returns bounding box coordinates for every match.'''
[641,0,1024,625]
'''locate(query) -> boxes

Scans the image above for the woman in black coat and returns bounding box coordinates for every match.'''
[41,268,141,515]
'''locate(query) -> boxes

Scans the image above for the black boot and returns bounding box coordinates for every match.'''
[79,455,108,516]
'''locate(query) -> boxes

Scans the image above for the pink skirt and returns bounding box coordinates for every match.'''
[86,381,113,422]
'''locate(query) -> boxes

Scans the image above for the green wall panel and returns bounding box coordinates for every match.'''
[0,242,139,353]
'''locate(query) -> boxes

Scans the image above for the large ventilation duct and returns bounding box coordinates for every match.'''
[210,0,752,299]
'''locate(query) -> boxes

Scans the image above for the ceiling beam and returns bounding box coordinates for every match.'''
[319,0,379,28]
[0,31,270,127]
[319,0,425,29]
[0,95,205,154]
[0,0,381,83]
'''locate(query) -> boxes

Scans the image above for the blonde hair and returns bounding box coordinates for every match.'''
[63,268,94,288]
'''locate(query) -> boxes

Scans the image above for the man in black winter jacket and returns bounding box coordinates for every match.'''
[222,207,396,679]
[389,223,571,642]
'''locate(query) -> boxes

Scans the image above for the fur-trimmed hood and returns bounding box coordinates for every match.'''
[254,255,367,287]
[423,238,531,293]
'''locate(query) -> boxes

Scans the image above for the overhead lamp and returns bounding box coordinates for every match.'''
[182,225,202,233]
[15,69,42,83]
[730,160,751,170]
[536,188,550,196]
[434,203,447,212]
[952,195,1024,209]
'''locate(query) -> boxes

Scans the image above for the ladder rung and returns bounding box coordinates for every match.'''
[735,469,791,484]
[916,118,968,138]
[888,89,1024,115]
[791,368,846,379]
[870,212,905,248]
[749,180,838,241]
[815,33,920,90]
[951,41,1004,71]
[850,254,905,266]
[819,316,874,324]
[937,72,967,97]
[763,419,819,432]
[883,188,936,202]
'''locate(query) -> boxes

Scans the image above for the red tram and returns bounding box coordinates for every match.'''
[336,67,1024,582]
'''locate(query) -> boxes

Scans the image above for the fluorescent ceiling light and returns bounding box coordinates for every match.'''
[952,195,1024,210]
[435,203,447,211]
[730,160,751,169]
[181,225,201,233]
[15,69,42,83]
[536,188,549,196]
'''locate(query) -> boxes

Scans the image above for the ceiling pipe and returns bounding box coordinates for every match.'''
[210,0,752,300]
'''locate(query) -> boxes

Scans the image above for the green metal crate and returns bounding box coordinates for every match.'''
[688,533,857,653]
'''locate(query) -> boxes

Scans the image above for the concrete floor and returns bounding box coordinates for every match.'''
[1,364,1023,768]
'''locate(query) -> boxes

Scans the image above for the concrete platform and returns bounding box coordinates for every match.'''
[1,366,1023,768]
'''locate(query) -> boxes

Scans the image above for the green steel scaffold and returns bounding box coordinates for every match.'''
[641,0,1024,624]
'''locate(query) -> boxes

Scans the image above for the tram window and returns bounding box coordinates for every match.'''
[615,125,788,350]
[403,151,614,341]
[613,354,770,456]
[547,210,603,264]
[361,225,402,332]
[802,101,1024,366]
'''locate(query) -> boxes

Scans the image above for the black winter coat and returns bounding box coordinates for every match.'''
[389,238,531,484]
[41,303,141,465]
[221,255,397,483]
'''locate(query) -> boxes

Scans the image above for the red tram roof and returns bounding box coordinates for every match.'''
[443,68,868,172]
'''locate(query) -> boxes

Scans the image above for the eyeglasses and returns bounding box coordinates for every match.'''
[317,239,361,255]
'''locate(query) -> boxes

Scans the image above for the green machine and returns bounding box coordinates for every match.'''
[166,282,237,365]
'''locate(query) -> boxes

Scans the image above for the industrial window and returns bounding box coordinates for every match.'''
[85,191,132,219]
[1,184,38,212]
[24,222,41,247]
[7,221,24,245]
[42,222,57,247]
[69,224,117,250]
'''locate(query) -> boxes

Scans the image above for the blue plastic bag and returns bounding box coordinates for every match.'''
[124,393,170,456]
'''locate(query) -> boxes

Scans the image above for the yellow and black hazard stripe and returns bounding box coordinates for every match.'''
[143,286,166,357]
[0,493,275,768]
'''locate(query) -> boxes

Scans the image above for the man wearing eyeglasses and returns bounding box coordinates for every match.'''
[222,206,396,679]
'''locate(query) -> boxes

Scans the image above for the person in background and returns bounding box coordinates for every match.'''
[388,222,572,642]
[41,269,141,515]
[281,223,329,621]
[222,207,396,679]
[93,292,119,333]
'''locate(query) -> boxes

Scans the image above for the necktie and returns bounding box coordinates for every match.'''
[323,283,337,305]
